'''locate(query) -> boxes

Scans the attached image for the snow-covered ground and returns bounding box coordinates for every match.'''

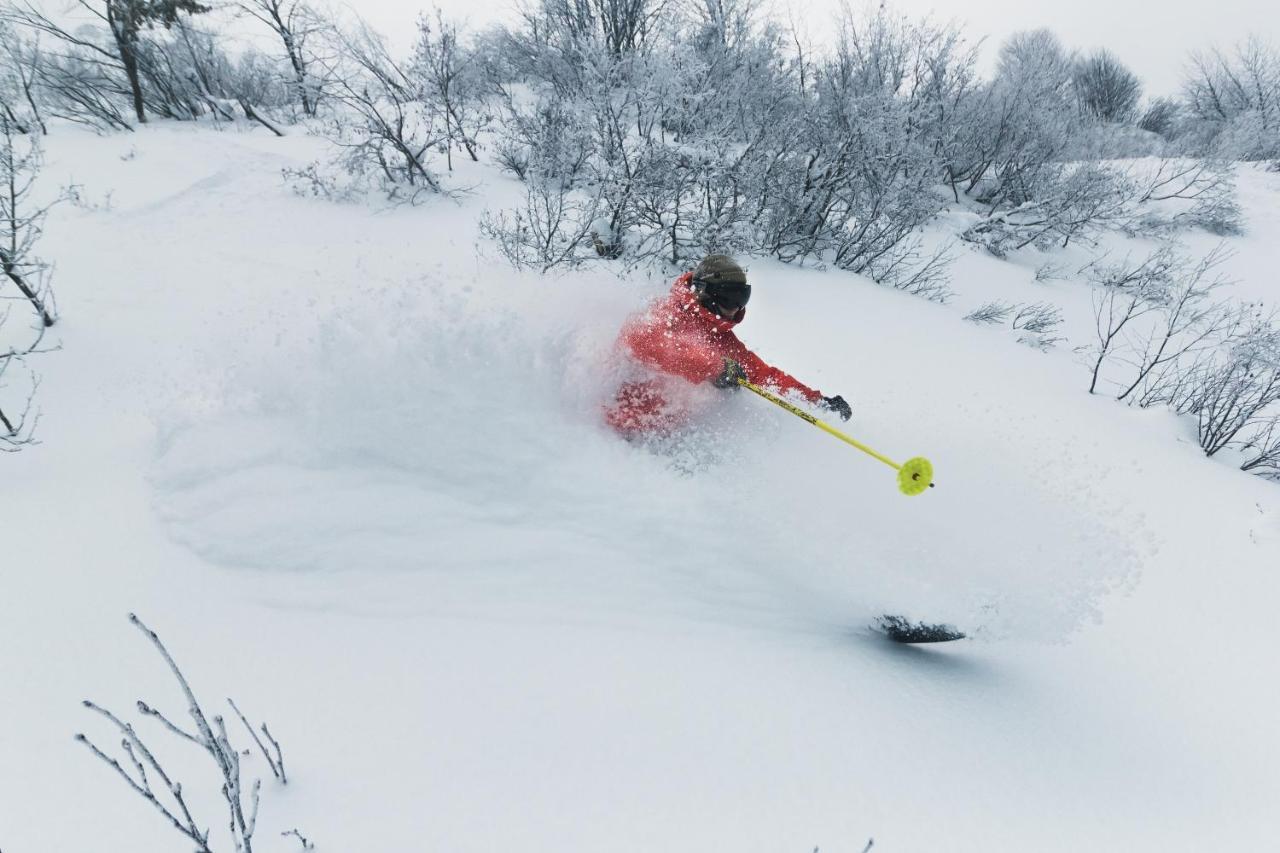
[3,123,1279,852]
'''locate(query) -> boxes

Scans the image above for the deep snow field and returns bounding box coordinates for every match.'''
[3,122,1280,852]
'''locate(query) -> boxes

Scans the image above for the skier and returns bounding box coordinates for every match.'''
[606,254,852,436]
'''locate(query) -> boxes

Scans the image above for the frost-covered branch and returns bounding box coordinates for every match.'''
[76,613,302,853]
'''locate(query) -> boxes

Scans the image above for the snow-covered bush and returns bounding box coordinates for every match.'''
[1182,38,1280,162]
[484,4,962,293]
[6,18,136,132]
[0,110,54,326]
[1240,415,1280,479]
[409,9,490,170]
[479,176,603,271]
[310,20,448,202]
[127,19,287,135]
[962,162,1134,255]
[963,300,1063,348]
[0,110,56,449]
[77,614,295,853]
[948,30,1078,205]
[5,0,214,127]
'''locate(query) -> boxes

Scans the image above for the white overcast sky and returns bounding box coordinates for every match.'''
[33,0,1280,96]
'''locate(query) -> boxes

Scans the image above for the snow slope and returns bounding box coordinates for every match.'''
[2,123,1279,853]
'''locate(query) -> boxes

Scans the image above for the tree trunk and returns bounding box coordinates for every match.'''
[108,4,147,123]
[121,44,146,123]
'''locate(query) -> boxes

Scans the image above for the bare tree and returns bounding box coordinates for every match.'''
[410,9,489,170]
[538,0,672,58]
[1074,48,1142,123]
[76,613,296,853]
[7,1,212,124]
[0,21,46,134]
[236,0,323,117]
[313,20,446,201]
[160,17,286,135]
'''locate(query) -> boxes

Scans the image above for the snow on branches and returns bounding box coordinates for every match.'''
[0,111,56,450]
[76,613,297,853]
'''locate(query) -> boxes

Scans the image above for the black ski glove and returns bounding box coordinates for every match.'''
[713,358,748,389]
[822,394,852,421]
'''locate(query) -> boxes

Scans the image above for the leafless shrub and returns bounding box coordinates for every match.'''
[964,301,1014,325]
[1011,301,1062,334]
[962,163,1134,257]
[410,8,491,171]
[1192,322,1280,456]
[867,241,954,303]
[478,177,603,272]
[1182,37,1280,162]
[1,113,55,327]
[948,29,1077,207]
[1085,245,1187,394]
[1128,157,1242,235]
[1136,158,1223,202]
[1086,246,1238,400]
[236,0,326,118]
[150,21,289,135]
[1116,247,1237,403]
[0,20,46,134]
[1011,301,1065,349]
[964,299,1061,347]
[35,49,135,131]
[311,20,447,202]
[491,95,592,182]
[1034,260,1065,282]
[1240,415,1280,478]
[0,112,56,449]
[76,613,299,853]
[484,5,959,290]
[1138,97,1180,138]
[281,160,358,201]
[6,0,213,126]
[1074,49,1142,124]
[0,318,45,451]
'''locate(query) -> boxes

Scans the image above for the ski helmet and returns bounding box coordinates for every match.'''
[691,254,750,315]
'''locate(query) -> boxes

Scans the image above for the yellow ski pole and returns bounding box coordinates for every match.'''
[738,379,936,496]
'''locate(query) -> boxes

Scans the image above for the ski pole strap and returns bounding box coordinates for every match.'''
[738,379,936,496]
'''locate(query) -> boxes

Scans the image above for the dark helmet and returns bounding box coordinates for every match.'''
[691,254,751,315]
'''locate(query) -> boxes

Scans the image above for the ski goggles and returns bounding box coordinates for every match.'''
[695,279,751,314]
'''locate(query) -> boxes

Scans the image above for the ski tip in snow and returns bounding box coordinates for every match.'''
[875,615,967,644]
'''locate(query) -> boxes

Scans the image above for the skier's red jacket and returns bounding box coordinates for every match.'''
[606,272,823,434]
